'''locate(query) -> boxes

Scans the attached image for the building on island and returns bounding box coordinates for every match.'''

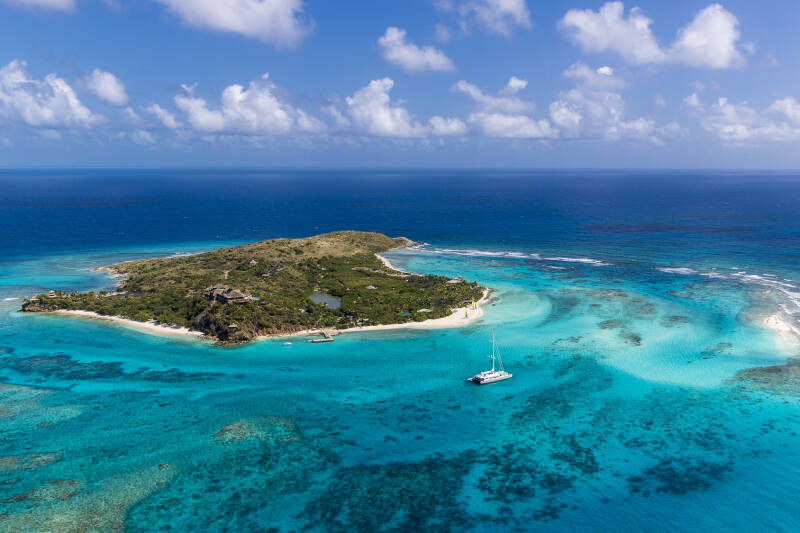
[204,284,250,304]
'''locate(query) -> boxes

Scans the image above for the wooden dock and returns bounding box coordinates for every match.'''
[307,329,337,343]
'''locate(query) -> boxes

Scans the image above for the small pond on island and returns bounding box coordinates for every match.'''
[309,290,342,309]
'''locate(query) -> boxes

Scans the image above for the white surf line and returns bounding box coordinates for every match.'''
[418,245,611,266]
[659,264,800,339]
[656,267,699,275]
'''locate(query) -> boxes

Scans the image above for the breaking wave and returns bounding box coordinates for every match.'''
[423,247,610,265]
[658,265,800,336]
[543,256,611,266]
[657,267,698,275]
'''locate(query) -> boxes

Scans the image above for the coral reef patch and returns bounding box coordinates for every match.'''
[0,463,176,533]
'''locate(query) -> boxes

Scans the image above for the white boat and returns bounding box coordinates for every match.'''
[283,342,292,346]
[467,329,512,385]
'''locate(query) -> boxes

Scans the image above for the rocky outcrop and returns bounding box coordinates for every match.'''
[20,299,59,313]
[393,236,420,248]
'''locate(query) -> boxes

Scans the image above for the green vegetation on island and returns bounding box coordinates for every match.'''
[22,231,485,343]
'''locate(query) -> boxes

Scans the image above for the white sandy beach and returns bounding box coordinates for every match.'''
[268,253,492,339]
[258,288,492,341]
[375,253,410,273]
[38,254,490,343]
[49,310,205,339]
[330,287,491,335]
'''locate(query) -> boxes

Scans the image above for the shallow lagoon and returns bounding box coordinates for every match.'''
[1,242,799,532]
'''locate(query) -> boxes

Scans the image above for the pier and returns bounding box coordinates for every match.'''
[307,329,337,343]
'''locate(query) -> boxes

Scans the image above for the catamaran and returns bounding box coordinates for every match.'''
[467,329,512,385]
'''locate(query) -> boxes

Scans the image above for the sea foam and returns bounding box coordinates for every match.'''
[423,247,610,265]
[657,267,698,275]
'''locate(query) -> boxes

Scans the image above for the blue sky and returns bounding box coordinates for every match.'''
[1,0,799,168]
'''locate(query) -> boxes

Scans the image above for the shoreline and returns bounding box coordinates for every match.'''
[260,287,492,341]
[44,310,206,339]
[38,288,492,343]
[375,253,409,273]
[32,250,492,344]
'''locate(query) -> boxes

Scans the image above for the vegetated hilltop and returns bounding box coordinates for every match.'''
[22,231,485,343]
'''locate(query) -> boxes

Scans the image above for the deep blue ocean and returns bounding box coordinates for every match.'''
[1,169,800,532]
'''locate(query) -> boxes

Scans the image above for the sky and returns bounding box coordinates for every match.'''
[1,0,799,168]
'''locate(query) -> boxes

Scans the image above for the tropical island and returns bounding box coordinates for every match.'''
[21,231,487,343]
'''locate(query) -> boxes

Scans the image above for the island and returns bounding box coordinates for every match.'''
[21,231,488,343]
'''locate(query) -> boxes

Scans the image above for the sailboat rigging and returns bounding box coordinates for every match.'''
[467,329,512,385]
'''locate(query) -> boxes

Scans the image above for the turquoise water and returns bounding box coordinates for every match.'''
[1,243,799,531]
[2,170,800,531]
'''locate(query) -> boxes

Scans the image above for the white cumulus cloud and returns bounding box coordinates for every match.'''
[468,111,557,139]
[560,2,745,69]
[146,103,181,129]
[435,0,531,36]
[174,73,323,135]
[501,76,527,95]
[454,76,557,139]
[85,68,129,105]
[548,100,582,136]
[669,3,744,69]
[330,78,465,138]
[549,64,661,142]
[453,77,534,113]
[0,60,101,128]
[343,78,427,137]
[428,115,466,135]
[606,116,655,141]
[768,97,800,124]
[559,2,666,65]
[378,27,455,73]
[155,0,312,48]
[687,93,800,142]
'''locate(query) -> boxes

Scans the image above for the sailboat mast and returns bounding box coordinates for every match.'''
[493,329,505,372]
[491,328,496,372]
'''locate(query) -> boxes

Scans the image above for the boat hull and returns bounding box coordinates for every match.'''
[467,372,513,385]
